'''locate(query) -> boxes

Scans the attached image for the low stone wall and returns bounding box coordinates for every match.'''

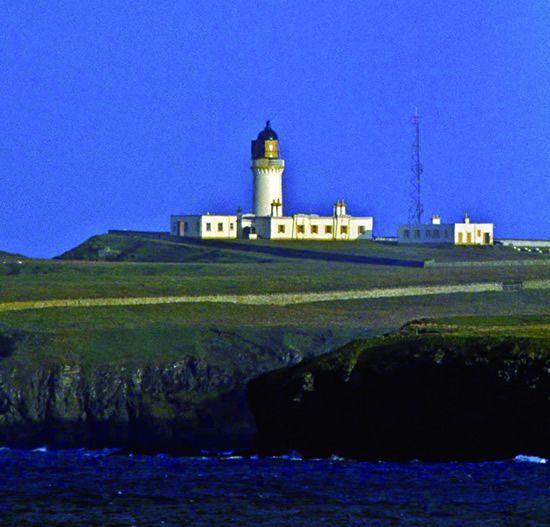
[108,230,170,240]
[425,259,550,267]
[498,239,550,248]
[1,280,548,313]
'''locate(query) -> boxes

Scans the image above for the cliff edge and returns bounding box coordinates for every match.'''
[0,327,367,454]
[248,317,549,461]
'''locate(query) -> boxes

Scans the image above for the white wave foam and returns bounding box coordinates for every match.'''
[32,446,48,453]
[270,451,303,461]
[514,454,547,464]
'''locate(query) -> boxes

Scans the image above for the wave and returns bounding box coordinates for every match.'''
[83,448,123,458]
[269,451,303,461]
[514,454,547,464]
[1,445,547,465]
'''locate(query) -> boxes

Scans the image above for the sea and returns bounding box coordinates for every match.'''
[0,448,548,526]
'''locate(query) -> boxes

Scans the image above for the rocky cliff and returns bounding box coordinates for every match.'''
[248,328,549,461]
[0,327,369,453]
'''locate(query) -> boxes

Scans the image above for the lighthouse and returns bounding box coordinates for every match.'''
[251,120,285,217]
[171,119,374,241]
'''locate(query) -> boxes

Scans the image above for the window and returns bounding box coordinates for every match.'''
[458,232,463,243]
[403,229,410,239]
[230,223,234,230]
[426,230,432,239]
[196,221,200,229]
[206,222,211,232]
[311,224,318,234]
[278,224,286,233]
[358,225,366,235]
[467,233,472,243]
[218,223,223,232]
[433,229,440,239]
[297,225,305,234]
[477,229,481,237]
[325,225,333,234]
[484,232,491,244]
[414,230,420,239]
[444,230,449,238]
[341,225,348,234]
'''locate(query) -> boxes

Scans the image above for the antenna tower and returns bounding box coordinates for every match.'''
[408,109,424,224]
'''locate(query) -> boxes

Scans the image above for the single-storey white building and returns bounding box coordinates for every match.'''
[171,214,238,240]
[398,214,493,245]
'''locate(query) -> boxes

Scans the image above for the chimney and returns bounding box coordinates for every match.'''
[341,199,347,216]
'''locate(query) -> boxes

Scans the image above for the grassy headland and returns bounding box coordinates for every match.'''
[1,234,548,303]
[0,233,548,366]
[0,233,548,453]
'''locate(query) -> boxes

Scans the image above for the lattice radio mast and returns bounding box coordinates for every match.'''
[408,109,424,224]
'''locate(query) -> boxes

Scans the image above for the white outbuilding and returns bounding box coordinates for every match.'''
[397,214,494,245]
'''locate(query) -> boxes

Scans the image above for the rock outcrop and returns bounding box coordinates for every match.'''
[0,327,368,453]
[248,333,549,461]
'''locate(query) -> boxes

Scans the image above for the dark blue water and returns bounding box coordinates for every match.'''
[0,449,548,526]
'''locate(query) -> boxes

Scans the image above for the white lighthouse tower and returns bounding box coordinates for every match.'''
[251,120,285,217]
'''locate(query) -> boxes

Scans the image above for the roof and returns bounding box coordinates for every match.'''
[256,120,278,141]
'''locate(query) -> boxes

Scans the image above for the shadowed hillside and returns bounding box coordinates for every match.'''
[0,250,28,262]
[57,234,277,264]
[57,231,550,265]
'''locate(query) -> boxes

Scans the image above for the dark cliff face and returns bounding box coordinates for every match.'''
[0,358,236,453]
[248,335,550,461]
[0,328,369,453]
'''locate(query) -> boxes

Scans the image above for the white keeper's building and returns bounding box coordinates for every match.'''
[398,214,494,245]
[170,121,374,241]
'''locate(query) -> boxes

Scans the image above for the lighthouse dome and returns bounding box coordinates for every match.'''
[257,120,278,141]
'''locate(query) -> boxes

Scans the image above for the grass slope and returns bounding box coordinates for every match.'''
[59,233,550,264]
[0,250,27,262]
[228,238,550,262]
[1,233,548,369]
[1,256,548,303]
[268,314,550,384]
[0,290,548,367]
[58,234,279,264]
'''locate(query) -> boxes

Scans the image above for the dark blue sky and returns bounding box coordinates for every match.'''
[1,1,548,257]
